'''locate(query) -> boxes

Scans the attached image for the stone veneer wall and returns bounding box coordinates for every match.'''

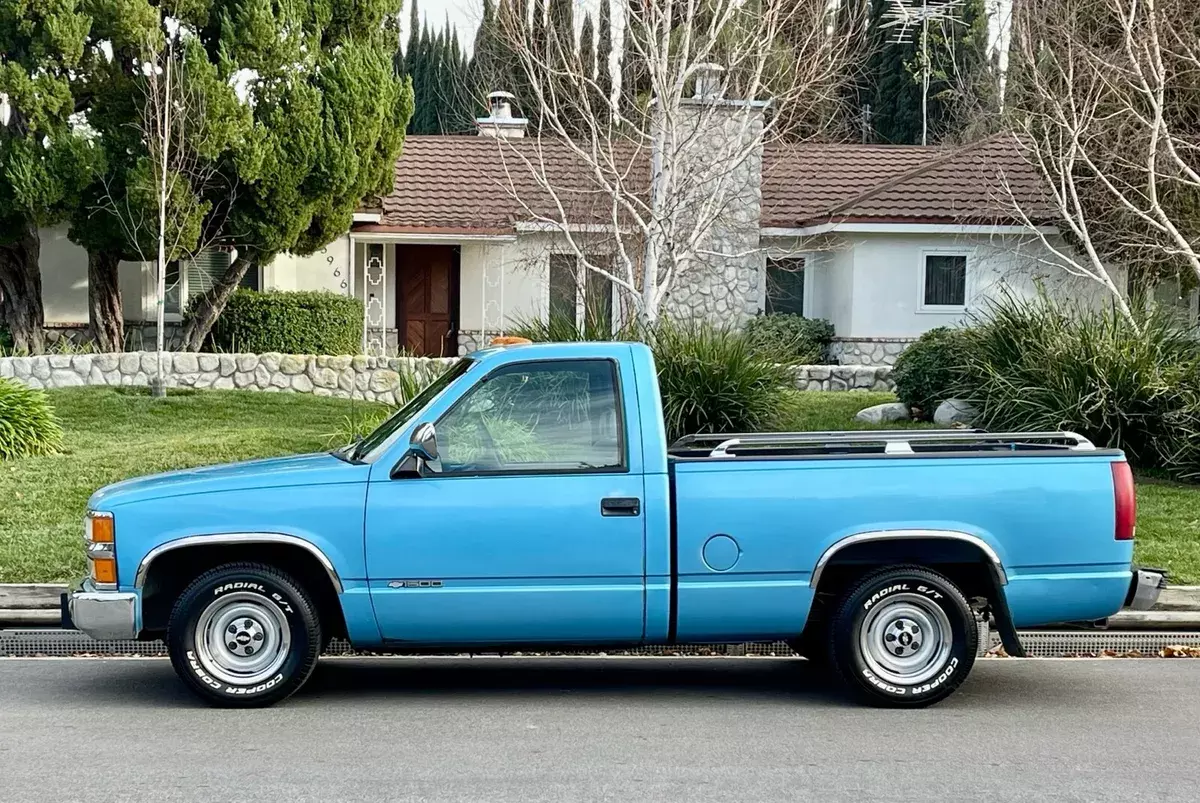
[830,337,917,367]
[793,365,894,392]
[1,351,893,398]
[0,352,455,405]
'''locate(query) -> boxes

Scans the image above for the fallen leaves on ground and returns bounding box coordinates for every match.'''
[1160,644,1200,658]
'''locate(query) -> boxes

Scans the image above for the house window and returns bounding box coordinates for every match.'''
[922,253,967,309]
[162,249,232,316]
[765,258,805,315]
[549,254,614,337]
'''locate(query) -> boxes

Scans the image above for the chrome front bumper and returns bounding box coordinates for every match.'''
[64,578,141,640]
[1125,567,1168,611]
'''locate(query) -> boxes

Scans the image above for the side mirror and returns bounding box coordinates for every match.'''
[409,422,439,461]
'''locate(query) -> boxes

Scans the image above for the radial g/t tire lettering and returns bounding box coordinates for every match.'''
[167,562,322,708]
[828,565,977,708]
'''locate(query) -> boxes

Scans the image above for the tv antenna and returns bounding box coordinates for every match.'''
[880,0,965,146]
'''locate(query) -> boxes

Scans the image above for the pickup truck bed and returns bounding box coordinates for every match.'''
[666,429,1133,642]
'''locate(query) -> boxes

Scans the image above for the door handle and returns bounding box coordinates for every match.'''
[600,497,641,517]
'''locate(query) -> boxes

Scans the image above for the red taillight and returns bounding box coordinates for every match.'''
[1112,461,1136,541]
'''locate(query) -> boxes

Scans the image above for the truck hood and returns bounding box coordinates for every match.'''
[88,452,367,509]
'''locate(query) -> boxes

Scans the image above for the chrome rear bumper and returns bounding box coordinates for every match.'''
[64,578,141,640]
[1125,567,1168,611]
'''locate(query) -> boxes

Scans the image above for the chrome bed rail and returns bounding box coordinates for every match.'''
[670,430,1097,458]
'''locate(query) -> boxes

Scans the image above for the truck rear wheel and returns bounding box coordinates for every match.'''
[167,562,322,708]
[828,566,977,707]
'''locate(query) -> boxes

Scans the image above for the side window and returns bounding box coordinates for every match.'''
[922,253,967,309]
[436,360,624,473]
[765,257,805,315]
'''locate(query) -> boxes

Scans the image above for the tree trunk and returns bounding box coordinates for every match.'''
[179,254,255,352]
[0,221,46,354]
[87,250,125,352]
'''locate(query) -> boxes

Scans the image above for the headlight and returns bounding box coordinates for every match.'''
[84,511,117,588]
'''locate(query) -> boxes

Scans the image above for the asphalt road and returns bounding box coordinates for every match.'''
[1,656,1198,802]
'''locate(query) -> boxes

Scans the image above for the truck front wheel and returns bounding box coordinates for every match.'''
[828,566,977,707]
[166,563,322,708]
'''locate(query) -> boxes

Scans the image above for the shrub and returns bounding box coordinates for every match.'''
[891,326,971,417]
[961,295,1200,478]
[744,314,835,364]
[198,289,364,354]
[648,320,797,442]
[0,378,64,460]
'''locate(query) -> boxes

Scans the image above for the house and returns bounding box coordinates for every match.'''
[34,88,1178,364]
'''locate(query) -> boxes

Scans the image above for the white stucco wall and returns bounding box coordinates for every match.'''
[38,225,153,324]
[812,231,1123,339]
[268,236,352,296]
[458,233,563,333]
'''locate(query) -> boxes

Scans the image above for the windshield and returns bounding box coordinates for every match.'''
[348,358,474,461]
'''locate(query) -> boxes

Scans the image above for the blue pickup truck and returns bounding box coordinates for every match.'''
[67,341,1164,707]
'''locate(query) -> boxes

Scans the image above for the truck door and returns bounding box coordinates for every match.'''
[365,358,646,644]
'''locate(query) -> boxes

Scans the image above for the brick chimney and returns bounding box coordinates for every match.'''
[476,91,529,139]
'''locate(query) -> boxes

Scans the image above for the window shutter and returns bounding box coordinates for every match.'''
[186,249,231,298]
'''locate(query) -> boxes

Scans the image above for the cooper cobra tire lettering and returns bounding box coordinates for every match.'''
[830,566,978,708]
[168,562,323,708]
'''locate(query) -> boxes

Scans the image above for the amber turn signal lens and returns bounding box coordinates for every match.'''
[91,557,117,585]
[90,515,114,544]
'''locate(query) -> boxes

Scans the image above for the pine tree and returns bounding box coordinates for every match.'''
[0,0,103,352]
[579,13,599,127]
[188,0,413,348]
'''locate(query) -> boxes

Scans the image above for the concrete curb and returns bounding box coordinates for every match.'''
[5,583,1200,630]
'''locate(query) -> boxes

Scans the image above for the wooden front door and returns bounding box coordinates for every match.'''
[395,245,458,357]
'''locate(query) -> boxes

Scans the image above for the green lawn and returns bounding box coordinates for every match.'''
[0,387,383,583]
[0,387,1196,583]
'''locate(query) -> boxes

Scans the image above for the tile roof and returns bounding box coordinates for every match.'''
[368,134,1051,234]
[376,135,646,232]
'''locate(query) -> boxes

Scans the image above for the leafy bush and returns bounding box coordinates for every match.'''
[744,314,835,364]
[961,295,1200,478]
[198,289,364,355]
[0,378,64,460]
[648,320,797,442]
[891,327,971,417]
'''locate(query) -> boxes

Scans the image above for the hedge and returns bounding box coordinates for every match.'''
[199,290,364,355]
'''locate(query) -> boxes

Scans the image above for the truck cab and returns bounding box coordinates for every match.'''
[67,341,1165,708]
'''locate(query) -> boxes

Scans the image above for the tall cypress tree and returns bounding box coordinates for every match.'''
[471,0,497,112]
[843,0,992,145]
[597,0,614,113]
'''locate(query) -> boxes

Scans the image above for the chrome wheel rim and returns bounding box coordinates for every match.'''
[858,592,953,686]
[194,592,291,686]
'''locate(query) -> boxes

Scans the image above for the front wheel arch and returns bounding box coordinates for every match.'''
[138,539,346,642]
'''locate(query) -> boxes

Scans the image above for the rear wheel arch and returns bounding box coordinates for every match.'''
[800,530,1022,656]
[137,535,347,643]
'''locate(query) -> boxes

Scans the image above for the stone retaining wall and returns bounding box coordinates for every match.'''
[829,337,917,367]
[793,365,894,392]
[1,352,893,400]
[0,352,454,405]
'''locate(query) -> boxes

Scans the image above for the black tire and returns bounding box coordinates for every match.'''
[167,562,322,708]
[828,566,977,708]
